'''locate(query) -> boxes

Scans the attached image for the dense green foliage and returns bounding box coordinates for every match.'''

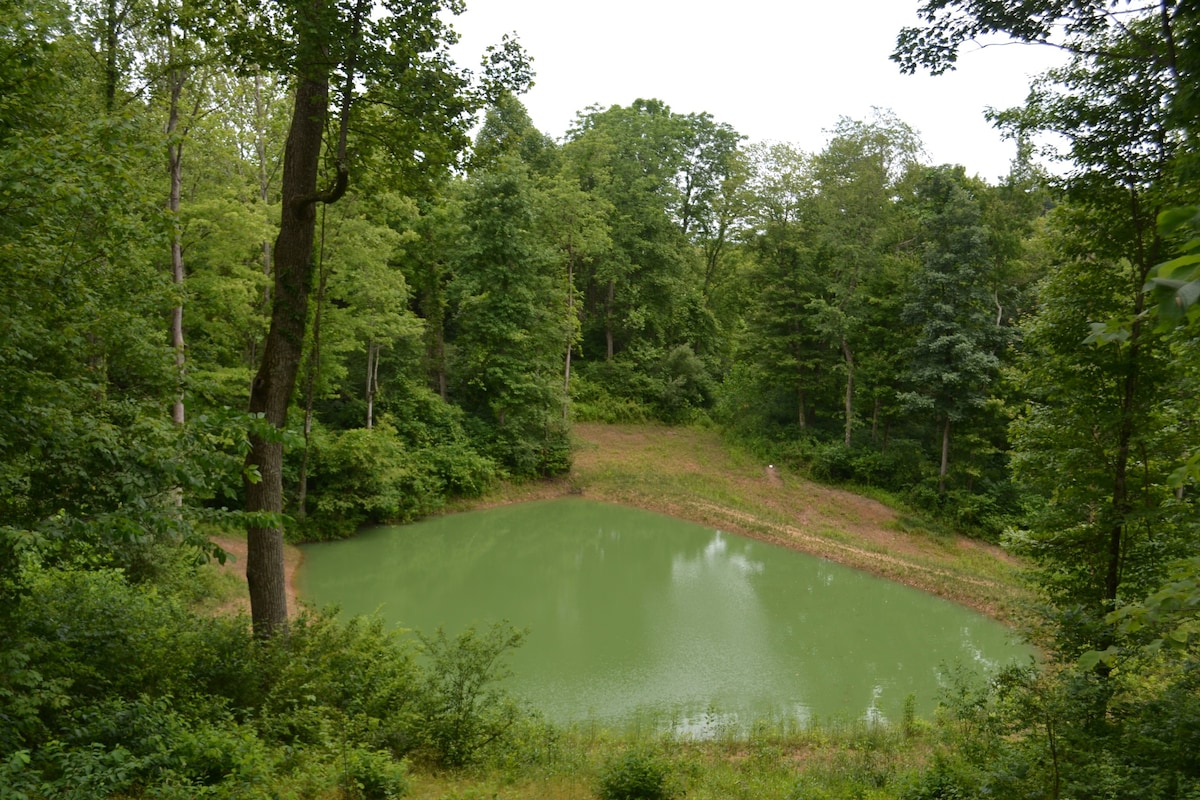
[597,749,679,800]
[0,562,537,797]
[0,0,1198,795]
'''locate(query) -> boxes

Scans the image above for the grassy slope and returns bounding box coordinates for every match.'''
[455,422,1029,622]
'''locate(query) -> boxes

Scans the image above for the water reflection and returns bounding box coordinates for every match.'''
[298,498,1030,731]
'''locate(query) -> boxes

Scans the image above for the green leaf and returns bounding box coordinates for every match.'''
[1151,253,1200,281]
[1157,205,1200,233]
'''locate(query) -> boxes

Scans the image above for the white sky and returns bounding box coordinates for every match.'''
[448,0,1069,183]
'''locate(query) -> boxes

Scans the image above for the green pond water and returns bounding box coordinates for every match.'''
[297,498,1031,732]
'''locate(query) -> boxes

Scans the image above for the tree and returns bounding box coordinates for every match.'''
[533,174,612,421]
[892,0,1194,84]
[471,90,558,175]
[242,0,356,636]
[449,157,570,476]
[1009,203,1188,624]
[239,0,520,637]
[0,0,241,579]
[808,111,922,446]
[737,142,826,433]
[563,100,695,364]
[898,166,1006,495]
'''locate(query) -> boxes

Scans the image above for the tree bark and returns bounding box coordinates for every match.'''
[841,336,854,447]
[255,70,273,327]
[605,279,615,360]
[244,72,330,638]
[563,251,574,421]
[939,416,951,496]
[166,62,186,430]
[244,0,362,637]
[295,239,331,521]
[366,339,380,429]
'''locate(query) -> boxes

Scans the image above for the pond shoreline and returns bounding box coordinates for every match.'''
[447,423,1029,624]
[211,423,1029,625]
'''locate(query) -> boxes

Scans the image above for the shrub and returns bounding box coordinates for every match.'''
[300,420,497,540]
[808,441,856,482]
[20,568,211,705]
[899,753,981,800]
[656,344,713,423]
[596,749,677,800]
[254,612,421,754]
[476,416,572,479]
[338,747,409,800]
[414,624,527,767]
[425,441,498,497]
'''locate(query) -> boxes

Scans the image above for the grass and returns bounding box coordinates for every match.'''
[402,718,935,800]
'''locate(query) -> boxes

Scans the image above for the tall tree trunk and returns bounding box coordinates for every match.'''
[796,355,807,431]
[295,234,331,521]
[166,62,186,430]
[605,279,615,361]
[841,337,854,447]
[1106,269,1149,607]
[938,416,951,496]
[563,251,575,421]
[255,70,273,307]
[434,327,447,400]
[1102,184,1158,610]
[366,339,380,429]
[245,74,332,638]
[244,0,360,638]
[103,0,121,112]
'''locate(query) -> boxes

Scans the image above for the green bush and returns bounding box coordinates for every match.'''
[254,612,421,754]
[568,381,652,424]
[899,753,981,800]
[307,423,445,535]
[597,749,677,800]
[425,441,499,497]
[338,747,409,800]
[807,441,856,482]
[477,417,572,479]
[656,344,714,423]
[414,623,527,767]
[20,568,213,705]
[300,420,496,540]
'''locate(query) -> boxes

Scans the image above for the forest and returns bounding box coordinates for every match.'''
[0,0,1198,797]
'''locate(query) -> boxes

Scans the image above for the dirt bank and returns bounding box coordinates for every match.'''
[209,535,305,619]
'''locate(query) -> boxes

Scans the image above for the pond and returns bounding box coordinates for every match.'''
[297,498,1031,732]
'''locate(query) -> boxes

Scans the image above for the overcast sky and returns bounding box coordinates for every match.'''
[447,0,1068,183]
